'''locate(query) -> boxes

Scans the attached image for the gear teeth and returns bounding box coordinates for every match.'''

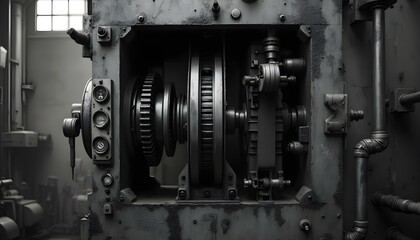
[200,66,214,184]
[138,73,162,166]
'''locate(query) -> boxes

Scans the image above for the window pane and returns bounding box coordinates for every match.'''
[37,0,51,15]
[53,0,68,15]
[52,16,68,31]
[69,0,85,14]
[69,16,83,31]
[37,16,51,31]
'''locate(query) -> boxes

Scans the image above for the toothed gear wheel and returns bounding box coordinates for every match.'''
[137,73,163,166]
[200,67,214,184]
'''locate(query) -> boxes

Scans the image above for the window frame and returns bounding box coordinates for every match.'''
[35,0,87,32]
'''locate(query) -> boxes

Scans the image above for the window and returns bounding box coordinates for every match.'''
[36,0,87,32]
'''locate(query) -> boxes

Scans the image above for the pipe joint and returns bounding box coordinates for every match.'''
[354,132,389,156]
[345,226,367,240]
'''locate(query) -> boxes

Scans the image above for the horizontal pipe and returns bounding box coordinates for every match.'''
[373,193,420,215]
[399,91,420,106]
[387,227,414,240]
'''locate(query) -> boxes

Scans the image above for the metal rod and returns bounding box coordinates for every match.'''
[399,91,420,106]
[373,7,386,131]
[373,193,420,215]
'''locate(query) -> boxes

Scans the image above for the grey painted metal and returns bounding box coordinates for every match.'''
[91,0,340,27]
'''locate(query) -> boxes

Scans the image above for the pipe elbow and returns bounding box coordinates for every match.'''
[345,226,367,240]
[354,131,389,157]
[344,228,366,240]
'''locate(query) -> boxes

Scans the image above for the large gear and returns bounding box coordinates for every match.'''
[136,73,163,166]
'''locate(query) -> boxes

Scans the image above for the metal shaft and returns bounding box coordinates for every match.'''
[373,7,386,131]
[399,91,420,106]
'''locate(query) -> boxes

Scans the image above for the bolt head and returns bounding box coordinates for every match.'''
[138,15,146,23]
[228,190,236,200]
[97,27,107,38]
[204,191,211,198]
[279,15,286,22]
[230,8,241,20]
[179,190,187,200]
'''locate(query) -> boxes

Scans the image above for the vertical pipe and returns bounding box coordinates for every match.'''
[373,7,385,131]
[355,156,368,221]
[11,3,23,130]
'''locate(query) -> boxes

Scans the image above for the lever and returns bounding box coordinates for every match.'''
[63,118,80,180]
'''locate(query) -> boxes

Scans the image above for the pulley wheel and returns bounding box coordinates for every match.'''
[188,45,225,187]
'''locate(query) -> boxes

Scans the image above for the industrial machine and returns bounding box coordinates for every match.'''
[62,0,420,239]
[0,179,44,240]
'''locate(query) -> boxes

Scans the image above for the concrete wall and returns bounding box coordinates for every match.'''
[12,0,91,195]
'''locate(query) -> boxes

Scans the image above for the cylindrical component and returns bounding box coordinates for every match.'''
[22,202,44,226]
[372,193,420,215]
[67,28,90,46]
[350,110,365,121]
[399,91,420,106]
[258,63,281,92]
[226,107,246,134]
[373,7,386,131]
[387,227,415,240]
[287,141,306,154]
[355,156,368,221]
[282,58,306,74]
[263,31,280,61]
[0,217,19,240]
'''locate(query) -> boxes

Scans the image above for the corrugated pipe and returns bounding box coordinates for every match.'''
[373,193,420,215]
[345,5,390,240]
[387,227,415,240]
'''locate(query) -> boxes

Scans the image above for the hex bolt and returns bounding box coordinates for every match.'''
[119,196,124,202]
[97,27,107,38]
[138,15,146,23]
[230,8,241,20]
[299,219,312,232]
[178,190,187,200]
[228,190,236,200]
[279,14,286,22]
